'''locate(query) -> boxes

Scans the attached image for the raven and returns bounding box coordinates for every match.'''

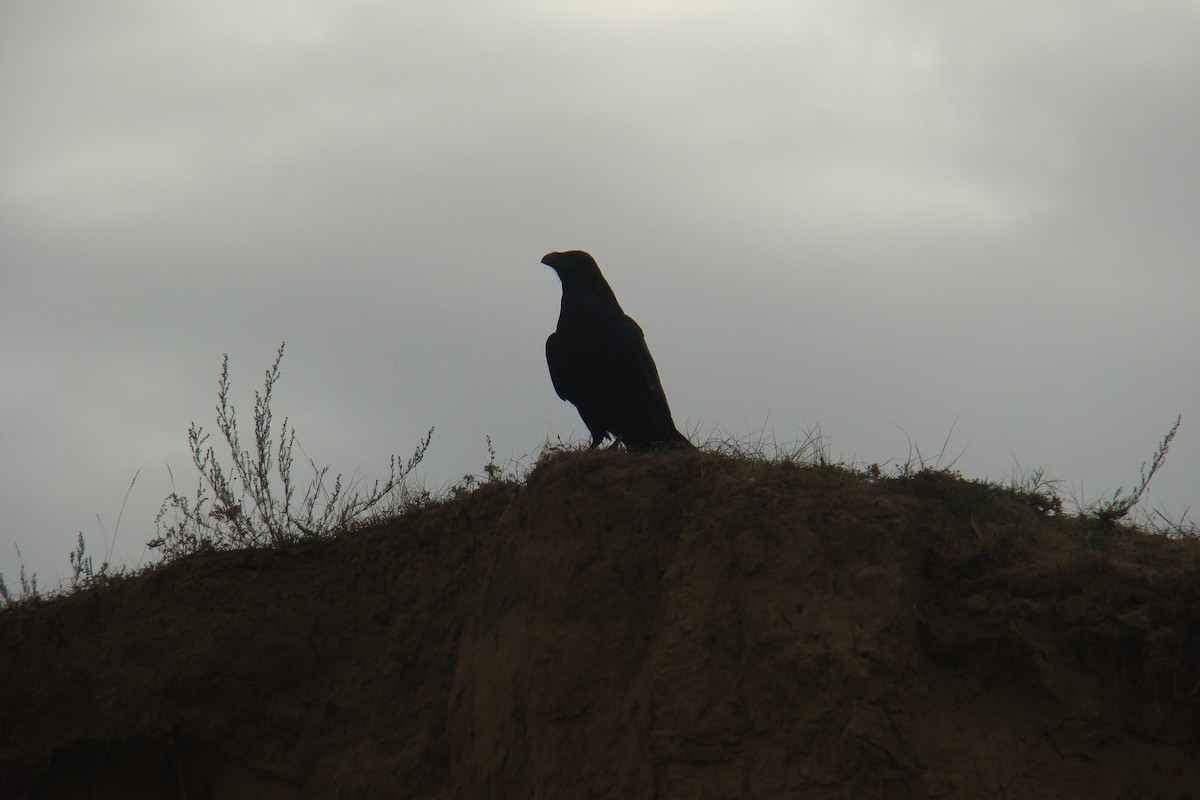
[542,250,692,451]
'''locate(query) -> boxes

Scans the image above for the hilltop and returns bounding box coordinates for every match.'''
[2,450,1198,798]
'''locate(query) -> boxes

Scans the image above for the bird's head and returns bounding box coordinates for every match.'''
[541,250,602,282]
[541,249,623,311]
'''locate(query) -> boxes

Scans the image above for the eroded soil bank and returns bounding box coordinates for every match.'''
[3,451,1197,798]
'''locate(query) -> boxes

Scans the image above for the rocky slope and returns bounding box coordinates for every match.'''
[2,450,1198,798]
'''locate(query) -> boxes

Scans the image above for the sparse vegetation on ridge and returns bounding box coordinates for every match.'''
[0,350,1192,609]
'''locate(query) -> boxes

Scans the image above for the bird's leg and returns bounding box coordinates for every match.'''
[608,435,625,450]
[589,433,606,449]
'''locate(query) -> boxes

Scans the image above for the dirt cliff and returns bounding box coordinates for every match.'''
[2,450,1198,798]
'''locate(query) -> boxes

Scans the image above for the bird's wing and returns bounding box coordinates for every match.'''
[613,315,672,415]
[545,331,578,402]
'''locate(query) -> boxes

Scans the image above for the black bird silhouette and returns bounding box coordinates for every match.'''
[542,250,692,451]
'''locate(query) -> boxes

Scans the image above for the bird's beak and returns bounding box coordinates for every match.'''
[541,252,561,270]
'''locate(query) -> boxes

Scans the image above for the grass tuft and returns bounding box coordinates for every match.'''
[1089,415,1182,524]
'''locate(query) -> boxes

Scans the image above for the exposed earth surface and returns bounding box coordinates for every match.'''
[3,450,1197,798]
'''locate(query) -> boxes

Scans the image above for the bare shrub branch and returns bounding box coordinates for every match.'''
[149,343,432,559]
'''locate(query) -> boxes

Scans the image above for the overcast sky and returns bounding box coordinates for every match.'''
[2,1,1198,588]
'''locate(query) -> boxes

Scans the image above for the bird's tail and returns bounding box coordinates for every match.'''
[665,427,695,450]
[626,426,694,452]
